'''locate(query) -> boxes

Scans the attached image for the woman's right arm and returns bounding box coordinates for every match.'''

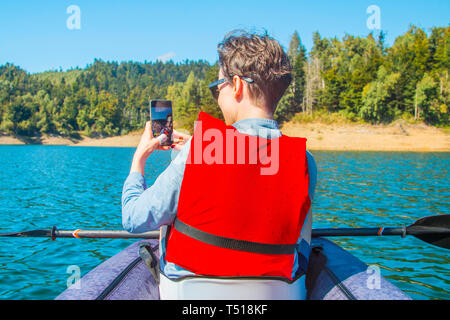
[121,135,192,233]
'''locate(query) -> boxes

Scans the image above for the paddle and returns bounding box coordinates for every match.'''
[0,227,160,240]
[311,214,450,250]
[0,214,448,249]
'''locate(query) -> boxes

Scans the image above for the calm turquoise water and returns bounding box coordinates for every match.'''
[0,146,448,300]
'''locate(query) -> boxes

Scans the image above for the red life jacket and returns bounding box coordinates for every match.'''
[165,112,310,280]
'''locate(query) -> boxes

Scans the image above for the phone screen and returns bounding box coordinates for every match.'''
[150,100,173,146]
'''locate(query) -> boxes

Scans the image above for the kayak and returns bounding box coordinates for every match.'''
[55,237,411,300]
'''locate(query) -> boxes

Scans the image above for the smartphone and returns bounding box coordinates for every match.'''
[150,99,173,146]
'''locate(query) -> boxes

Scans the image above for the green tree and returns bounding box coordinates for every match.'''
[384,26,430,116]
[275,31,307,122]
[199,63,222,120]
[360,67,401,122]
[415,73,447,124]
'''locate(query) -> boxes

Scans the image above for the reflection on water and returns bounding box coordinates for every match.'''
[0,146,448,299]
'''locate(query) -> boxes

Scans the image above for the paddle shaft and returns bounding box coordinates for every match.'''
[0,229,160,240]
[57,229,160,239]
[0,215,448,250]
[1,226,448,240]
[0,228,416,239]
[312,227,406,238]
[312,226,450,237]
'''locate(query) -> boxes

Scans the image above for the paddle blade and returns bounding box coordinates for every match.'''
[415,234,450,250]
[408,214,450,249]
[0,230,51,238]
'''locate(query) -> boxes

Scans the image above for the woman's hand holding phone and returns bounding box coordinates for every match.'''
[130,122,192,175]
[130,121,171,175]
[171,130,192,151]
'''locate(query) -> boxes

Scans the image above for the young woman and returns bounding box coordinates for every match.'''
[122,30,317,299]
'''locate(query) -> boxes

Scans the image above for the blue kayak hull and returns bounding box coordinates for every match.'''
[55,238,410,300]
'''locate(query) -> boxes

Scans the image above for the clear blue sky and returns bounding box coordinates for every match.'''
[0,0,448,73]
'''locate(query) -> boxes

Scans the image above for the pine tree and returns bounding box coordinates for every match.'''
[275,31,307,122]
[288,31,301,62]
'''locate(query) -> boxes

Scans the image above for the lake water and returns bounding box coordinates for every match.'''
[0,145,448,300]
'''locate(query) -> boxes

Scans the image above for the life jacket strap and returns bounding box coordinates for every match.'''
[173,218,297,255]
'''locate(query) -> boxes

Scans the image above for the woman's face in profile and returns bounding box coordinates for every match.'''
[166,116,173,127]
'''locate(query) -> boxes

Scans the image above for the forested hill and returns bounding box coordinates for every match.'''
[0,60,217,137]
[0,25,448,138]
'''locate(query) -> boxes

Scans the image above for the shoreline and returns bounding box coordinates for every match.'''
[281,121,449,152]
[0,122,449,152]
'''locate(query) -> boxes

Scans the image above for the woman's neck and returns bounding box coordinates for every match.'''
[234,104,274,123]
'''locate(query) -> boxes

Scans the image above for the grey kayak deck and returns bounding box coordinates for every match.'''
[55,238,410,300]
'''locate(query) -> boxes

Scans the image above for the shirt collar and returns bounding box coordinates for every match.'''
[232,117,279,131]
[231,117,281,139]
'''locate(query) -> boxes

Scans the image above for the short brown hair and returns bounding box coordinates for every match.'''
[218,30,292,111]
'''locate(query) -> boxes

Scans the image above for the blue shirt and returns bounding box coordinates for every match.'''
[122,117,317,278]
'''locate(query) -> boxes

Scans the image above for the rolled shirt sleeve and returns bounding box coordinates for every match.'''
[121,139,191,233]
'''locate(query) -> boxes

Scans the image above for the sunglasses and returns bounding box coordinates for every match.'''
[208,76,254,100]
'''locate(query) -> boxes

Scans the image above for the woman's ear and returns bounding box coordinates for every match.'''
[232,76,243,100]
